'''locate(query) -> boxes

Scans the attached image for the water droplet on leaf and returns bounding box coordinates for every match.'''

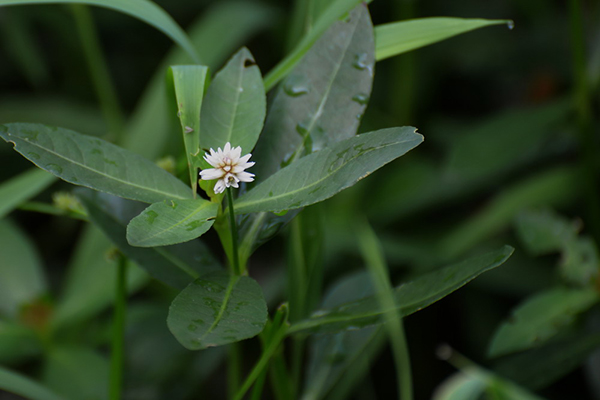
[27,152,40,160]
[45,164,63,174]
[145,210,159,224]
[352,93,369,105]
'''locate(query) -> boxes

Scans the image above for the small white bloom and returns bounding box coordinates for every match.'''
[199,142,255,194]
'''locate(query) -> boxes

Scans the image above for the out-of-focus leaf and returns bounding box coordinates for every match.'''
[432,372,486,400]
[235,128,423,214]
[79,190,219,289]
[254,5,375,181]
[51,225,148,330]
[126,199,218,247]
[0,365,66,400]
[168,271,267,350]
[494,331,600,390]
[170,65,209,192]
[302,272,384,400]
[439,166,579,260]
[0,97,107,137]
[0,320,41,364]
[200,47,265,156]
[488,288,598,358]
[289,246,513,335]
[0,0,199,62]
[0,123,192,203]
[560,236,599,286]
[264,1,373,90]
[123,0,277,160]
[0,219,46,317]
[0,168,55,219]
[515,208,579,256]
[375,17,512,61]
[42,346,108,400]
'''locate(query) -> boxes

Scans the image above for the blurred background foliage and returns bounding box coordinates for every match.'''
[0,0,599,399]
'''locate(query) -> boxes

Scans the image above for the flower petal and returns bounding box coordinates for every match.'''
[236,171,255,182]
[214,179,226,194]
[200,168,224,180]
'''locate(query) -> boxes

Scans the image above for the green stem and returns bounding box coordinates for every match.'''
[70,5,124,138]
[227,189,242,275]
[109,254,127,400]
[569,0,600,245]
[233,325,288,400]
[18,201,88,221]
[228,343,242,400]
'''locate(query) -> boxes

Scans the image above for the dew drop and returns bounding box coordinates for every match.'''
[45,163,63,174]
[311,310,330,318]
[353,53,369,70]
[352,93,369,105]
[283,76,309,97]
[198,280,225,293]
[22,129,39,140]
[27,152,40,160]
[507,20,514,30]
[145,210,159,224]
[238,87,244,93]
[184,126,194,133]
[185,220,204,231]
[188,324,198,331]
[177,110,182,118]
[193,319,204,325]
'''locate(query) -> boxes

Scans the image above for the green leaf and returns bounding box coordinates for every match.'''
[0,123,192,204]
[254,5,374,181]
[126,199,218,247]
[264,0,373,90]
[0,168,55,218]
[42,346,108,400]
[493,330,600,390]
[235,127,423,214]
[200,47,266,155]
[0,320,41,364]
[515,208,579,256]
[288,246,514,335]
[432,372,486,400]
[170,65,209,193]
[0,219,47,317]
[122,0,277,160]
[168,270,268,350]
[374,17,511,61]
[0,0,199,62]
[488,287,598,358]
[78,190,219,289]
[0,365,66,400]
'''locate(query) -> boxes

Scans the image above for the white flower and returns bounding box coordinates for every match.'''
[199,142,255,194]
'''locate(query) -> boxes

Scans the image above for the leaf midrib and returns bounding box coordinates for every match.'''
[202,275,240,341]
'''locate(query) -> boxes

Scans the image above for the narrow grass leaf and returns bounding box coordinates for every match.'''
[200,47,265,156]
[488,287,599,358]
[289,246,514,335]
[0,0,199,62]
[375,17,512,61]
[0,168,55,218]
[235,127,423,214]
[170,65,209,193]
[127,199,218,247]
[0,365,66,400]
[168,270,268,350]
[0,219,47,317]
[0,123,192,204]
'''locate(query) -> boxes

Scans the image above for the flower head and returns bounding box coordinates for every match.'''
[199,142,255,194]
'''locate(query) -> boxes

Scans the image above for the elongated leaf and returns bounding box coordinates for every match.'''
[375,17,511,61]
[0,219,46,317]
[0,320,41,364]
[235,127,423,214]
[288,246,513,335]
[0,168,55,218]
[515,209,579,256]
[264,0,373,90]
[78,190,219,289]
[123,0,276,160]
[168,270,268,350]
[127,199,218,247]
[0,123,192,203]
[0,365,66,400]
[200,47,266,155]
[42,346,108,400]
[432,372,486,400]
[254,5,374,181]
[0,0,199,62]
[494,330,600,390]
[170,65,209,193]
[488,288,598,358]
